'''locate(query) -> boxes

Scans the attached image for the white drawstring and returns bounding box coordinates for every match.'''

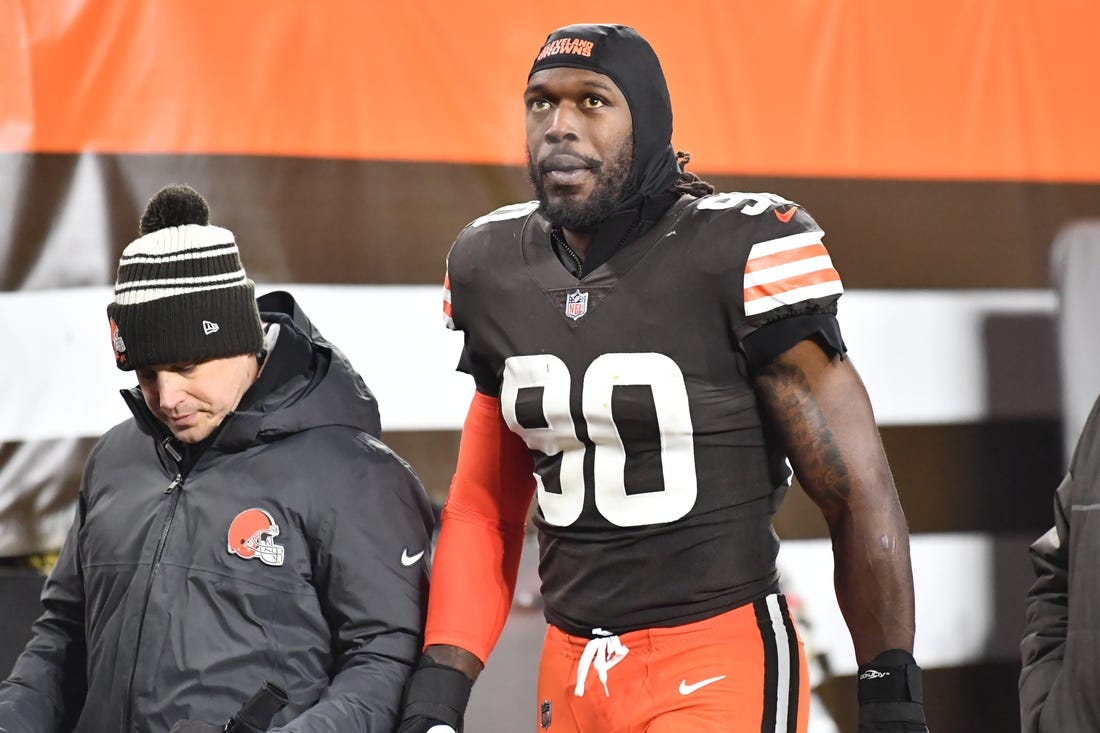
[574,629,629,697]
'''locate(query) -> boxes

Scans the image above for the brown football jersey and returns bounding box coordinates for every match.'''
[444,192,844,636]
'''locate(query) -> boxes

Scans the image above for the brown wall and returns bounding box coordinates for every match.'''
[4,154,1098,291]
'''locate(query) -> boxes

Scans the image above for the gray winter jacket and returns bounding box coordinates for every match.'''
[1020,395,1100,732]
[0,292,434,732]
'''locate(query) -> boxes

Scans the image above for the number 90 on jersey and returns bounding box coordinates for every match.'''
[501,353,699,528]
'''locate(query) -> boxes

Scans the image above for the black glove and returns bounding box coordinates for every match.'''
[225,681,288,732]
[397,656,474,733]
[170,681,287,733]
[224,718,264,733]
[168,723,223,733]
[857,649,929,732]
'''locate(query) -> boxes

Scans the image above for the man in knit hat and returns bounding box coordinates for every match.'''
[0,185,435,732]
[106,186,268,448]
[397,24,927,733]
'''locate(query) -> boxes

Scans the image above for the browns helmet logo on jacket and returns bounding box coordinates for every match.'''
[227,508,285,567]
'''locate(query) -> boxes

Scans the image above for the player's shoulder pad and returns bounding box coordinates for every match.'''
[448,200,539,270]
[449,200,538,259]
[689,191,821,235]
[464,201,540,233]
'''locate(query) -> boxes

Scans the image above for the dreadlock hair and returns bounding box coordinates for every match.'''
[671,151,715,197]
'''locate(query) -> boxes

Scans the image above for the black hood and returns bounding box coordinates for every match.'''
[529,23,681,204]
[530,24,682,273]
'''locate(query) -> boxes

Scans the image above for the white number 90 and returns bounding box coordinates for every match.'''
[501,353,698,528]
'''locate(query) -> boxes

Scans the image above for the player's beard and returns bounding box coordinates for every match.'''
[528,138,633,231]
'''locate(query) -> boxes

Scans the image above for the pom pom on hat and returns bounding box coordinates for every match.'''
[139,183,210,234]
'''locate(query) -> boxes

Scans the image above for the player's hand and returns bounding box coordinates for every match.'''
[397,656,473,733]
[856,649,929,732]
[168,721,224,733]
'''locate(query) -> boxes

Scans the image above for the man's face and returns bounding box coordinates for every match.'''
[525,67,633,230]
[136,353,258,443]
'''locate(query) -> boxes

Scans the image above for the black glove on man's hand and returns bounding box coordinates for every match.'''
[168,722,224,733]
[857,649,929,732]
[168,681,285,733]
[225,716,266,733]
[168,715,266,733]
[396,655,474,733]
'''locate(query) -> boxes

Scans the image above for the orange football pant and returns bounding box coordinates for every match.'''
[534,594,809,733]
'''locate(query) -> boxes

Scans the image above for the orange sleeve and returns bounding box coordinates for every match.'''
[424,390,537,664]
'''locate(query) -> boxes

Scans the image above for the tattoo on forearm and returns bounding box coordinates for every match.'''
[758,361,851,507]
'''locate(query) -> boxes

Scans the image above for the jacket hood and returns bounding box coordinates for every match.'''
[122,290,381,453]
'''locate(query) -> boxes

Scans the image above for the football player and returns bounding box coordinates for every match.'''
[399,23,927,733]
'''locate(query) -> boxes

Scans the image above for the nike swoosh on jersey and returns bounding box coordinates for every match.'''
[743,229,843,317]
[401,548,426,566]
[774,205,798,223]
[678,675,726,695]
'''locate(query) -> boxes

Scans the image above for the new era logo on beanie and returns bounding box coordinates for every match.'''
[106,185,263,371]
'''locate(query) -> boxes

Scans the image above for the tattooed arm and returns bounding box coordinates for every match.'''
[753,339,916,663]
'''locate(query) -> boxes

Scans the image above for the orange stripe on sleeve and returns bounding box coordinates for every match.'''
[442,272,454,323]
[745,243,829,273]
[743,268,842,303]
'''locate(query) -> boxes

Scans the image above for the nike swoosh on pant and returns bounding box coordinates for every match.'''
[678,675,727,695]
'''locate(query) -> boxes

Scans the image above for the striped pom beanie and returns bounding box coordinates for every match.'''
[107,185,263,371]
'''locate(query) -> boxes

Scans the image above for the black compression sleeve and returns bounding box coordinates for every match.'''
[742,313,846,371]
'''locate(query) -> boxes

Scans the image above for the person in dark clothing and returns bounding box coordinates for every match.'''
[397,24,927,733]
[1020,393,1100,731]
[0,185,434,732]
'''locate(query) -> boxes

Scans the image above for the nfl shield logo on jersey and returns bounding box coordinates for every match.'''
[540,699,552,729]
[565,289,588,320]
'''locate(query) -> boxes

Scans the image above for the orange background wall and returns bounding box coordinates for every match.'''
[3,0,1097,181]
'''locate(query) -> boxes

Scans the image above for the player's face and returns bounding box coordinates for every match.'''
[136,353,258,443]
[525,67,633,230]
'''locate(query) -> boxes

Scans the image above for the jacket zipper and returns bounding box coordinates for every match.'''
[123,470,183,732]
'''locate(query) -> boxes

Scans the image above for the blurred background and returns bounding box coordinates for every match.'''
[3,2,1100,730]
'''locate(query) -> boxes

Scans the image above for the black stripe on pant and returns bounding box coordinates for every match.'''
[754,594,802,733]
